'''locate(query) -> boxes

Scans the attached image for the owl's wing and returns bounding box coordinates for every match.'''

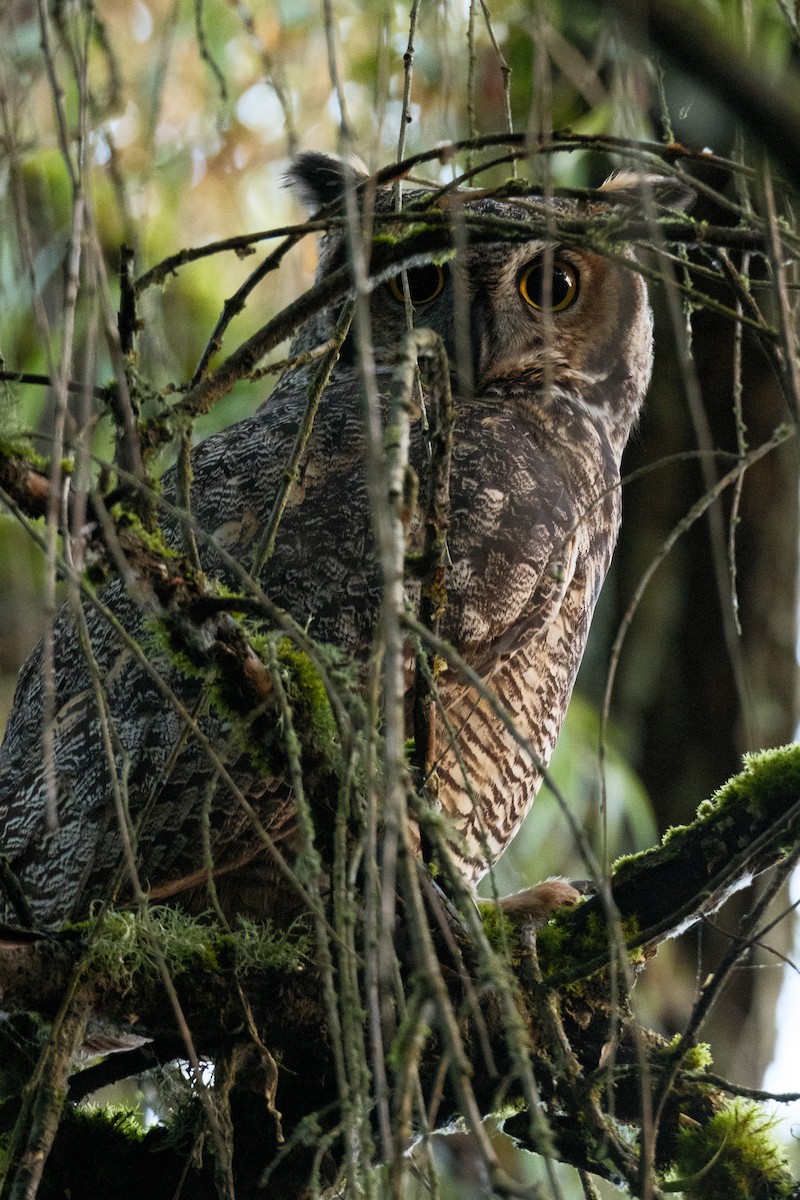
[0,372,617,926]
[0,374,385,928]
[440,415,618,681]
[0,584,192,925]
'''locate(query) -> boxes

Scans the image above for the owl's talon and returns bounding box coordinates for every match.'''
[567,878,597,898]
[494,877,584,920]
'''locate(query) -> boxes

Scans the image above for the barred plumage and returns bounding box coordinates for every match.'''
[0,154,677,928]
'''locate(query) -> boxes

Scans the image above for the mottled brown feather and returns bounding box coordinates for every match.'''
[0,157,657,927]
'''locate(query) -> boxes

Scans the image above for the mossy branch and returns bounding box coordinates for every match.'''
[1,747,799,1197]
[541,744,800,986]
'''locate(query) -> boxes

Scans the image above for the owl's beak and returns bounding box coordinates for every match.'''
[467,289,494,391]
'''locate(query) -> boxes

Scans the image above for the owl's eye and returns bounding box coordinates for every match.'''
[387,263,445,306]
[518,258,579,313]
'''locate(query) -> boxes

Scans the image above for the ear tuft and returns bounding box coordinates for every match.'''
[285,151,370,211]
[600,171,696,212]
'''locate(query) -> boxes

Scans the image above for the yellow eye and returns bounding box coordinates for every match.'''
[519,258,579,313]
[387,263,445,306]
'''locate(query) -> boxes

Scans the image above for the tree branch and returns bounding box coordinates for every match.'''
[0,748,798,1197]
[542,744,800,986]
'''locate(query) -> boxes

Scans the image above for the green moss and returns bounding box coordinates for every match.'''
[533,915,571,960]
[149,594,348,787]
[144,614,209,684]
[536,909,641,982]
[612,744,800,889]
[84,908,223,986]
[682,1043,713,1072]
[73,1105,146,1143]
[478,902,516,955]
[371,219,438,244]
[668,1100,793,1199]
[217,633,345,782]
[80,906,309,991]
[273,638,339,767]
[708,744,799,826]
[706,744,800,826]
[657,1035,713,1073]
[109,505,178,561]
[33,1102,197,1200]
[0,435,51,474]
[229,914,311,973]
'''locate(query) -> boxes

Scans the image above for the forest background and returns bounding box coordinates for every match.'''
[0,0,799,1197]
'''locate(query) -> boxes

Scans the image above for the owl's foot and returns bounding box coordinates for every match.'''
[493,877,590,921]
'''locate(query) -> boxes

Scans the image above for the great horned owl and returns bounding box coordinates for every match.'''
[0,154,678,930]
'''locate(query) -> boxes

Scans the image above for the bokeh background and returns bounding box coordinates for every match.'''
[1,1,798,1193]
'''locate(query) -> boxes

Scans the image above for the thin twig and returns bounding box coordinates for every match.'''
[250,298,356,578]
[479,0,515,162]
[396,0,421,170]
[193,0,228,100]
[652,845,800,1136]
[322,0,353,141]
[601,425,795,765]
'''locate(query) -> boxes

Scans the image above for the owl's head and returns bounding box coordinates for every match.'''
[287,152,692,459]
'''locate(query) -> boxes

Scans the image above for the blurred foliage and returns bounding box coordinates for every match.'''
[1,1,799,1193]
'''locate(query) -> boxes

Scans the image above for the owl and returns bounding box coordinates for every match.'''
[0,153,679,931]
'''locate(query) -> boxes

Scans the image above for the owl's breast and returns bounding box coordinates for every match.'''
[436,406,618,668]
[425,404,620,879]
[433,542,607,882]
